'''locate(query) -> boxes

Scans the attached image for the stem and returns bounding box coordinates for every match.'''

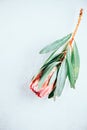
[69,8,83,46]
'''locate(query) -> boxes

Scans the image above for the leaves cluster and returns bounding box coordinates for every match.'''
[39,34,80,98]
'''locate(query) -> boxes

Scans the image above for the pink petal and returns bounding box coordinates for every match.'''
[38,84,54,97]
[29,67,57,98]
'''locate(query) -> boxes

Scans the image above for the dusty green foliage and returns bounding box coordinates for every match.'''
[39,34,80,98]
[39,33,72,54]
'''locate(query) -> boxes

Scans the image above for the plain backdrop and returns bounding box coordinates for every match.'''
[0,0,87,130]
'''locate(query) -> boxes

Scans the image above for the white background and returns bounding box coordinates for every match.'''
[0,0,87,130]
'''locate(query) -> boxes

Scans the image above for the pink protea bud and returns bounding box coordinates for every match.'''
[29,67,57,98]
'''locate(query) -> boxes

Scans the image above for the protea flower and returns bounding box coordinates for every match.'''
[30,67,57,97]
[29,9,83,99]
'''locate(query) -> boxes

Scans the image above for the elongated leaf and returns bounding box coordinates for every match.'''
[54,58,67,97]
[48,87,56,98]
[48,68,59,98]
[38,62,59,89]
[41,53,64,69]
[39,33,72,54]
[66,46,75,88]
[49,68,58,84]
[44,43,68,65]
[47,70,58,98]
[44,50,56,64]
[71,41,80,83]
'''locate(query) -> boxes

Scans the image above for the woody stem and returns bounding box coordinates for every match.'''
[69,8,83,45]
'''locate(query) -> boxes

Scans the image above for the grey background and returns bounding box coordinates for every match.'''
[0,0,87,130]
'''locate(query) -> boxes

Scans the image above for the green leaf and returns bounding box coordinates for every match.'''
[38,62,59,89]
[44,43,68,65]
[41,53,64,69]
[71,41,80,83]
[66,46,75,88]
[44,50,57,64]
[48,68,59,98]
[39,33,72,54]
[47,70,58,98]
[48,87,56,98]
[54,58,67,97]
[49,65,60,83]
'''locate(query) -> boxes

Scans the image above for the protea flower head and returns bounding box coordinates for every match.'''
[30,67,57,97]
